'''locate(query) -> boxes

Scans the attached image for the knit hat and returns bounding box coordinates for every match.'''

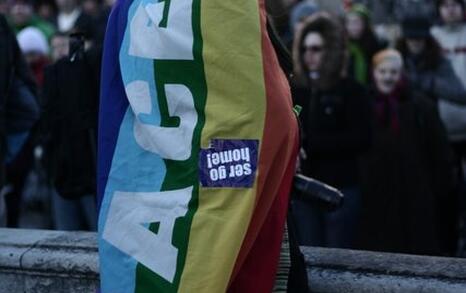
[373,49,403,68]
[401,15,432,38]
[348,3,371,21]
[290,1,319,32]
[17,27,49,55]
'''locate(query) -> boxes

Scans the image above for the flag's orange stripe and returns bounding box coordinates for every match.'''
[229,0,299,288]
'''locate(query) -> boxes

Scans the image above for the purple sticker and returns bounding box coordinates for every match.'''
[199,139,259,188]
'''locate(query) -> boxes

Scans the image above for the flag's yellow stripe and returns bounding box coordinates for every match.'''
[178,1,266,292]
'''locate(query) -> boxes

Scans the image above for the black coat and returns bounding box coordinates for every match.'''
[41,48,101,199]
[358,89,455,255]
[293,77,372,189]
[0,14,38,187]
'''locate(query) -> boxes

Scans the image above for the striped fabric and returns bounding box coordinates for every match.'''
[273,224,291,293]
[97,0,299,292]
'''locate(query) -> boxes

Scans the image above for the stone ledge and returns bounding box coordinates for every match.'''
[0,228,98,293]
[2,229,466,292]
[302,247,466,292]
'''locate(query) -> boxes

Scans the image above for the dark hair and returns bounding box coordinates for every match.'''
[292,12,346,89]
[396,35,443,70]
[436,0,465,16]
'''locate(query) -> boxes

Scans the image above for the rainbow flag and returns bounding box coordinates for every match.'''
[97,0,299,291]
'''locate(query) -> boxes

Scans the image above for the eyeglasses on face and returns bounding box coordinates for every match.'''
[302,45,323,53]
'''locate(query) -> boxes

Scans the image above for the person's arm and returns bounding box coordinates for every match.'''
[3,14,39,162]
[432,58,466,105]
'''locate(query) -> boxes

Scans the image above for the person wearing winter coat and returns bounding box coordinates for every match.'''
[345,4,387,85]
[0,13,40,226]
[41,34,100,231]
[398,17,466,255]
[291,12,372,248]
[397,15,466,105]
[354,0,436,24]
[432,0,466,88]
[358,49,455,256]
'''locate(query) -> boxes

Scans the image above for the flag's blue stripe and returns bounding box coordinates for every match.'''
[98,0,167,291]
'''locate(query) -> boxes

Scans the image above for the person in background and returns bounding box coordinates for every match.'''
[36,0,57,24]
[50,32,69,62]
[8,0,55,40]
[353,0,436,24]
[17,27,50,88]
[82,0,108,46]
[265,0,299,48]
[313,0,345,16]
[54,0,95,42]
[41,33,101,231]
[345,3,386,85]
[432,0,466,256]
[397,15,466,256]
[291,12,372,249]
[358,49,455,256]
[288,0,319,47]
[432,0,466,88]
[397,15,466,105]
[0,13,40,227]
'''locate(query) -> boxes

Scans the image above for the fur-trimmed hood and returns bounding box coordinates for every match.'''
[292,12,346,90]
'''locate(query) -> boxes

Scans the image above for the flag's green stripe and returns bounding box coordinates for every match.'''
[134,0,206,292]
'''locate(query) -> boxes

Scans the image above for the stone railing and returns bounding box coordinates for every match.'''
[2,229,466,292]
[0,229,98,293]
[302,247,466,293]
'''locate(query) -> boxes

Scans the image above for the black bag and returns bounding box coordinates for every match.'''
[293,174,344,212]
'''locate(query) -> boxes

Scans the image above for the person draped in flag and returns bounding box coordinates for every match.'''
[97,0,303,292]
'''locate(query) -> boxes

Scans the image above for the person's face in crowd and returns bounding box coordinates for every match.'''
[346,13,365,40]
[406,38,426,55]
[303,32,324,72]
[10,1,33,26]
[439,0,464,25]
[374,59,403,94]
[83,0,99,16]
[37,3,55,21]
[51,35,69,62]
[0,0,10,14]
[56,0,77,13]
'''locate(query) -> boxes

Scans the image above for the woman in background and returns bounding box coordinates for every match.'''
[358,49,455,255]
[291,12,372,249]
[345,3,386,85]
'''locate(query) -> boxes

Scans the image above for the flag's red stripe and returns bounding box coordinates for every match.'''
[227,0,300,290]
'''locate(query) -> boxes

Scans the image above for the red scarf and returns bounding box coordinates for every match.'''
[374,79,406,134]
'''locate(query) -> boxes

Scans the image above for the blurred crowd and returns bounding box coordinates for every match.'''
[0,0,106,231]
[1,0,466,259]
[275,0,466,257]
